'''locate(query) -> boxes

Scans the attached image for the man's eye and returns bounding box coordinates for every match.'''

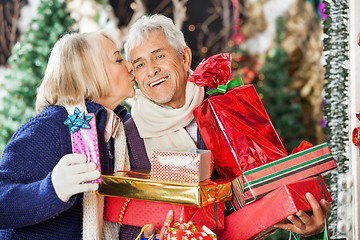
[156,55,164,59]
[136,63,144,69]
[116,58,123,63]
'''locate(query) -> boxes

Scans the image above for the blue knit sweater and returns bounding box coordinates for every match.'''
[0,100,129,240]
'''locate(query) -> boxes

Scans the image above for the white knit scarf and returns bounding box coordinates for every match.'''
[131,81,205,159]
[64,104,130,240]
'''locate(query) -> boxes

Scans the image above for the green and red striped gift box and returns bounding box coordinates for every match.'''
[230,142,336,209]
[219,176,332,240]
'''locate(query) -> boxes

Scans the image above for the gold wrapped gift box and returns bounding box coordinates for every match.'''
[97,169,232,207]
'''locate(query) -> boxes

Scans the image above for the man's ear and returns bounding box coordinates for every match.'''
[182,46,192,72]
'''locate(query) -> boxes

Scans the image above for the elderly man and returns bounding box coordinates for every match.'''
[122,14,330,239]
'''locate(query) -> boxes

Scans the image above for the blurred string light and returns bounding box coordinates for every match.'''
[130,2,137,10]
[188,24,195,32]
[336,173,354,237]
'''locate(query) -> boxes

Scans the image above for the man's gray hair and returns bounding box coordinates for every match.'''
[124,14,187,62]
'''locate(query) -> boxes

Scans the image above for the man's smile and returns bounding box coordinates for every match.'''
[149,76,168,87]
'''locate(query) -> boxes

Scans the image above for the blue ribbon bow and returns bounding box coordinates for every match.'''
[64,107,92,133]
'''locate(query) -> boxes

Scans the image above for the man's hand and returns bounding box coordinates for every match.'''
[51,154,100,202]
[143,210,174,240]
[274,192,331,237]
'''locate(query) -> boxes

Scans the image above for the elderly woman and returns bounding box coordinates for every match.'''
[0,31,135,239]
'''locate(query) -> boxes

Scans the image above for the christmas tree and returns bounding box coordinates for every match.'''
[254,16,305,153]
[0,0,75,153]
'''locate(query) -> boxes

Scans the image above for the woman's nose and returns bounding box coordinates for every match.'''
[126,60,134,73]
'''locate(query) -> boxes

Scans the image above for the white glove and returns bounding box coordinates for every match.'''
[51,153,101,202]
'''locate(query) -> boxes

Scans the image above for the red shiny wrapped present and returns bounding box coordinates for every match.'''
[189,53,287,180]
[103,197,224,230]
[217,176,332,240]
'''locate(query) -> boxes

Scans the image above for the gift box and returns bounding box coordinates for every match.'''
[218,176,332,240]
[97,170,232,207]
[103,197,224,230]
[236,142,337,205]
[163,222,217,240]
[228,176,247,210]
[64,107,101,184]
[151,149,213,184]
[189,53,287,180]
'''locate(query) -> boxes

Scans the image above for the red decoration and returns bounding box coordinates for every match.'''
[231,0,245,46]
[232,32,245,46]
[357,32,360,46]
[231,49,259,84]
[352,127,360,147]
[353,112,360,148]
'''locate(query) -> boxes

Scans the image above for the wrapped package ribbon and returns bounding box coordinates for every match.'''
[189,53,231,89]
[189,53,288,180]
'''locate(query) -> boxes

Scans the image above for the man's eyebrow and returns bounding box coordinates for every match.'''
[133,57,142,64]
[151,48,163,54]
[132,48,163,64]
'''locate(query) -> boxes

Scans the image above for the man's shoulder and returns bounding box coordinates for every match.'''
[123,116,142,142]
[123,116,137,131]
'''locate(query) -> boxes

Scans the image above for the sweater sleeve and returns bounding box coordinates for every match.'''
[0,116,75,228]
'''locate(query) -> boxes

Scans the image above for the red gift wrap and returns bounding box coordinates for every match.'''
[189,53,287,180]
[103,197,224,230]
[162,222,217,240]
[218,176,332,240]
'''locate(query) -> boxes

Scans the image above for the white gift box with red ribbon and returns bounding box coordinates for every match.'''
[150,149,213,184]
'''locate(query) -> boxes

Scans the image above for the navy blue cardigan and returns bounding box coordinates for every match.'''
[0,100,129,240]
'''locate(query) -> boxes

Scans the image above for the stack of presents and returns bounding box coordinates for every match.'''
[95,53,337,240]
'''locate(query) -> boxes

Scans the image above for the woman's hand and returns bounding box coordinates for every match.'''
[51,153,100,202]
[274,192,331,237]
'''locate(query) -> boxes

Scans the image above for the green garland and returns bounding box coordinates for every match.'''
[323,0,349,238]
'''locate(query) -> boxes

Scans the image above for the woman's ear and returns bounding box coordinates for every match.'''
[182,46,192,72]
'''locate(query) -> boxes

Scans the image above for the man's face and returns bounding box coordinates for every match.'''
[130,31,191,108]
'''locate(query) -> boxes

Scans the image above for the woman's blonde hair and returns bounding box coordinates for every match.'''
[35,30,118,113]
